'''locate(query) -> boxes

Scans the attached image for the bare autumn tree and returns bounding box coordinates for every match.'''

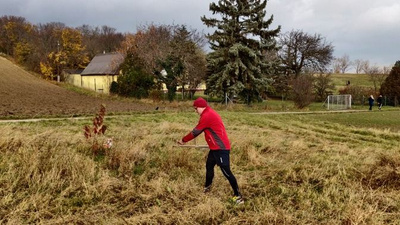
[36,22,66,53]
[169,25,207,99]
[185,48,207,98]
[331,58,341,74]
[120,24,173,76]
[291,73,315,109]
[360,60,370,74]
[77,24,101,58]
[78,25,124,59]
[119,24,206,99]
[334,54,352,73]
[278,30,334,77]
[34,22,66,72]
[366,65,387,94]
[353,59,366,74]
[98,25,124,53]
[382,65,392,75]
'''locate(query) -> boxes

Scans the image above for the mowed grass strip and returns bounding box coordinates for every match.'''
[303,110,400,132]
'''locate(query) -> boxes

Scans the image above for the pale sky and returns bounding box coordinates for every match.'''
[1,0,399,70]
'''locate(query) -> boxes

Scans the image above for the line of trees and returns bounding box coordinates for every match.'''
[117,24,207,101]
[331,54,399,106]
[1,0,399,107]
[199,0,398,107]
[0,6,337,106]
[332,54,392,75]
[0,16,124,79]
[0,15,207,101]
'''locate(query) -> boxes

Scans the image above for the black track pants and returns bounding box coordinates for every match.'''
[205,150,240,196]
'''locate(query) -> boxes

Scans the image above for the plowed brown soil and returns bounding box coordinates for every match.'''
[0,56,153,118]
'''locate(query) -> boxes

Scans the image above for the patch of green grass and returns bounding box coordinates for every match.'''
[58,82,107,98]
[331,73,375,90]
[307,110,400,132]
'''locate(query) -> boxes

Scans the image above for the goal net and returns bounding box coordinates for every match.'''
[324,95,352,110]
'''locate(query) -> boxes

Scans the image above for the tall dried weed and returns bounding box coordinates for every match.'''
[84,104,108,155]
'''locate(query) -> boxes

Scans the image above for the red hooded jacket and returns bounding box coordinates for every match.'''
[182,106,231,150]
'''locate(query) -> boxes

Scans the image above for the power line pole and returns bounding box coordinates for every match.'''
[57,41,60,82]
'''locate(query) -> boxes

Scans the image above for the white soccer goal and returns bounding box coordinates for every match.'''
[324,95,352,110]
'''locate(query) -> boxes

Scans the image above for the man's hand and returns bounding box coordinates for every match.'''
[177,140,186,145]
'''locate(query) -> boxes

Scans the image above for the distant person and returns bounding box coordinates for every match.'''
[368,95,374,110]
[377,95,383,110]
[177,97,243,204]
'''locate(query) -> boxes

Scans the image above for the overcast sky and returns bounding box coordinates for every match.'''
[1,0,399,70]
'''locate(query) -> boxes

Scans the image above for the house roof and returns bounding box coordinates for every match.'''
[81,52,125,75]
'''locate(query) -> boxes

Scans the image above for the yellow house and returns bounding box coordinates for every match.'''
[66,52,124,94]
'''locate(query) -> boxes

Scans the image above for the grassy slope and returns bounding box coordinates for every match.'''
[1,110,400,224]
[331,73,373,87]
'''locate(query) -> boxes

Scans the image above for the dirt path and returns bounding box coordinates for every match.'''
[250,109,369,115]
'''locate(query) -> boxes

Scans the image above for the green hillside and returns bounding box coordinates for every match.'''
[331,73,374,90]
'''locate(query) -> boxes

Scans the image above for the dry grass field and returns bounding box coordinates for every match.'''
[1,55,400,224]
[1,110,400,224]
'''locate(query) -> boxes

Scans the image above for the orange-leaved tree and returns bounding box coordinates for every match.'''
[40,27,89,80]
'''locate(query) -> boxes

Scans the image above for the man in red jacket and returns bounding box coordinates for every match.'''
[177,97,243,204]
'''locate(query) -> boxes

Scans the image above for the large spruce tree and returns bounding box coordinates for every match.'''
[201,0,280,103]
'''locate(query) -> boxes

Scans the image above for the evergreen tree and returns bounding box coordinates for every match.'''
[156,55,184,102]
[201,0,280,104]
[169,26,204,99]
[117,53,155,98]
[380,61,400,106]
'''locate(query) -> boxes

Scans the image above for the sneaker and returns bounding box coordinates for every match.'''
[203,185,212,193]
[231,195,244,204]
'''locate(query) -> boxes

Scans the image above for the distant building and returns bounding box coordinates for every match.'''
[65,52,124,94]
